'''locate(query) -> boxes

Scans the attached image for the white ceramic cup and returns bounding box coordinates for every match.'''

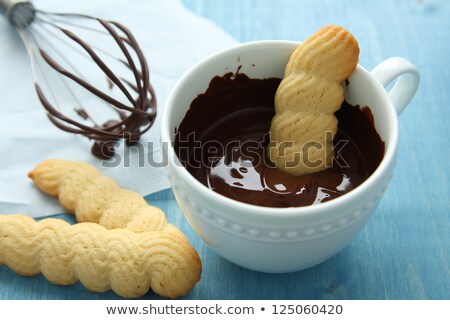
[161,41,419,273]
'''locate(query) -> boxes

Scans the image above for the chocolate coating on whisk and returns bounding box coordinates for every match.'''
[90,120,121,160]
[34,18,157,159]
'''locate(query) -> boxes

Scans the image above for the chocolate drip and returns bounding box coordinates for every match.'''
[175,73,385,208]
[34,18,156,158]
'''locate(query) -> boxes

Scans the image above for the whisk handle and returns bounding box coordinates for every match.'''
[0,0,35,27]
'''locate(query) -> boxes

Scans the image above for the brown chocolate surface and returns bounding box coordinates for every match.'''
[175,73,384,208]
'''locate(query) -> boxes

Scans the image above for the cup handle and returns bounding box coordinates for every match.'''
[370,57,420,115]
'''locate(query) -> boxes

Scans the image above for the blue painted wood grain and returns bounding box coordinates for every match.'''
[1,0,449,299]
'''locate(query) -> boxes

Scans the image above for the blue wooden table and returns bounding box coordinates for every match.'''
[1,0,449,300]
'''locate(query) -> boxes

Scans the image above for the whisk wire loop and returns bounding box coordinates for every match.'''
[1,1,157,155]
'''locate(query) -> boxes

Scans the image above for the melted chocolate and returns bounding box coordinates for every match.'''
[175,73,385,208]
[34,17,156,159]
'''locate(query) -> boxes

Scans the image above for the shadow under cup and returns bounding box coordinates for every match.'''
[161,41,400,273]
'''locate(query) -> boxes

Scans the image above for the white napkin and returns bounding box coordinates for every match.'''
[0,0,237,216]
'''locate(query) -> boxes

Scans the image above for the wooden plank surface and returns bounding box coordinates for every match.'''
[1,0,449,300]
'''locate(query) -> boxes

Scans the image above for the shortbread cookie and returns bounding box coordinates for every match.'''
[269,25,359,175]
[28,159,173,234]
[0,215,201,298]
[12,159,202,298]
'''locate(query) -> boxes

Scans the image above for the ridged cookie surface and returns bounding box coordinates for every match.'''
[0,215,200,298]
[269,25,359,175]
[0,159,201,298]
[28,159,172,234]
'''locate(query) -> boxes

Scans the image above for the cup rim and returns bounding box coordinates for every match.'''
[161,40,399,219]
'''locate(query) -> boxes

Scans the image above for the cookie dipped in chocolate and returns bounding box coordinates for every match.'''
[174,73,384,208]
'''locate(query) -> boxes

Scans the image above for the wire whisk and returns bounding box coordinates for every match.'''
[1,0,157,158]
